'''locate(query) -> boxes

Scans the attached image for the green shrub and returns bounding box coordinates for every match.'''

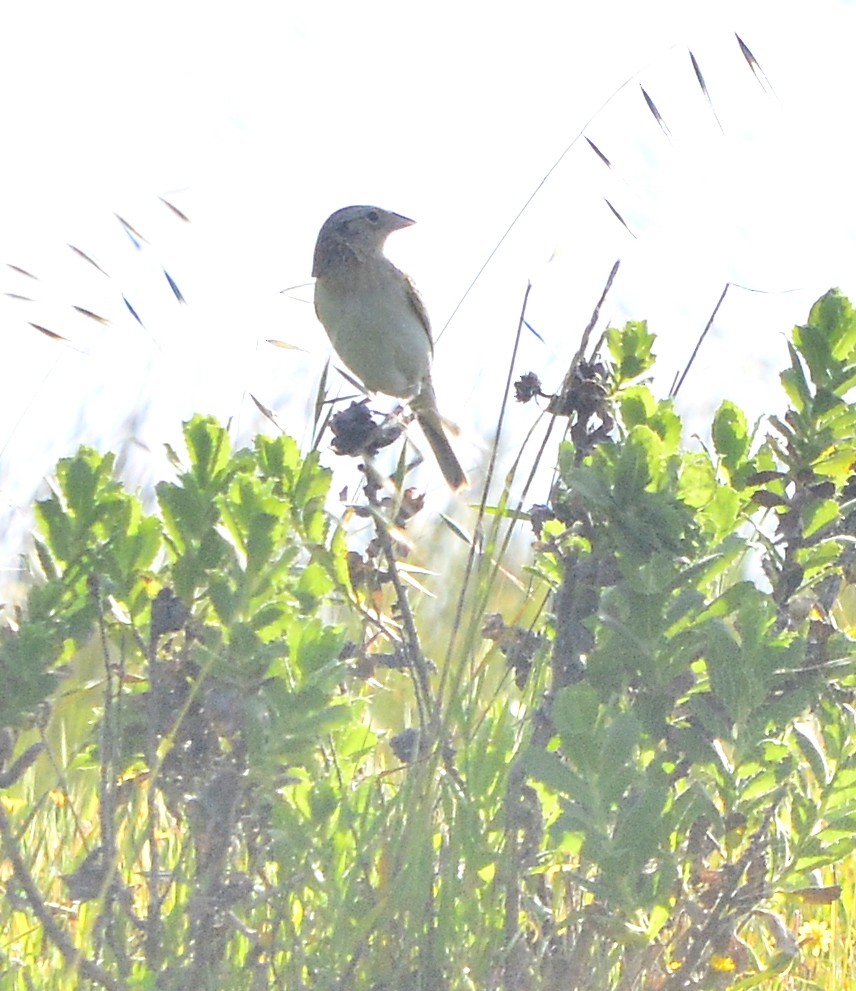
[2,291,856,990]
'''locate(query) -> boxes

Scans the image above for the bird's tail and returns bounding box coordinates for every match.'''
[413,386,467,491]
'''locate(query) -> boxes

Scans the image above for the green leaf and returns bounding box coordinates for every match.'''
[607,320,656,381]
[802,497,839,539]
[712,400,749,474]
[35,496,74,564]
[793,321,833,388]
[522,745,582,796]
[295,560,335,613]
[792,721,830,785]
[613,426,659,501]
[64,448,106,519]
[599,711,644,800]
[617,384,656,427]
[780,341,812,412]
[157,478,216,545]
[552,683,601,742]
[183,415,232,489]
[286,618,343,678]
[811,288,856,363]
[676,453,718,509]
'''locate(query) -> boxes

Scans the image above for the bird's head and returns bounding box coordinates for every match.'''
[312,205,414,276]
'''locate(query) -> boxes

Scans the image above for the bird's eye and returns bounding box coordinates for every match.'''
[367,210,379,223]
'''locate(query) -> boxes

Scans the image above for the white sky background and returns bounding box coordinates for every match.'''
[1,1,855,572]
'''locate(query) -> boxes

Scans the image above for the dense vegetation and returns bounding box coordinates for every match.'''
[2,290,856,990]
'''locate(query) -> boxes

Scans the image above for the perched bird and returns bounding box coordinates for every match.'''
[312,205,466,490]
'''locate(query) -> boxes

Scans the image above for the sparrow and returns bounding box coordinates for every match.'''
[312,205,466,490]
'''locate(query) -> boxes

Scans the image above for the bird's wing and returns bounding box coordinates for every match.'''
[404,273,434,353]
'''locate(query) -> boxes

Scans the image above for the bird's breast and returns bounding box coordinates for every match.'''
[314,264,432,398]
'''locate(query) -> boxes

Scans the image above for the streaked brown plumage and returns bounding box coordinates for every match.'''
[312,205,466,490]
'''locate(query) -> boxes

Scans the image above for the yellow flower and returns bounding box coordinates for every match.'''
[798,919,832,956]
[710,954,737,972]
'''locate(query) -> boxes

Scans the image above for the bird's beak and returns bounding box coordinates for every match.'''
[388,212,415,231]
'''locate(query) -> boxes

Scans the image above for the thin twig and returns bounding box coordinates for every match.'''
[440,262,620,711]
[436,45,675,345]
[517,258,620,514]
[559,259,621,397]
[670,282,730,398]
[145,634,163,970]
[96,603,130,975]
[374,516,436,732]
[0,804,122,991]
[438,281,533,700]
